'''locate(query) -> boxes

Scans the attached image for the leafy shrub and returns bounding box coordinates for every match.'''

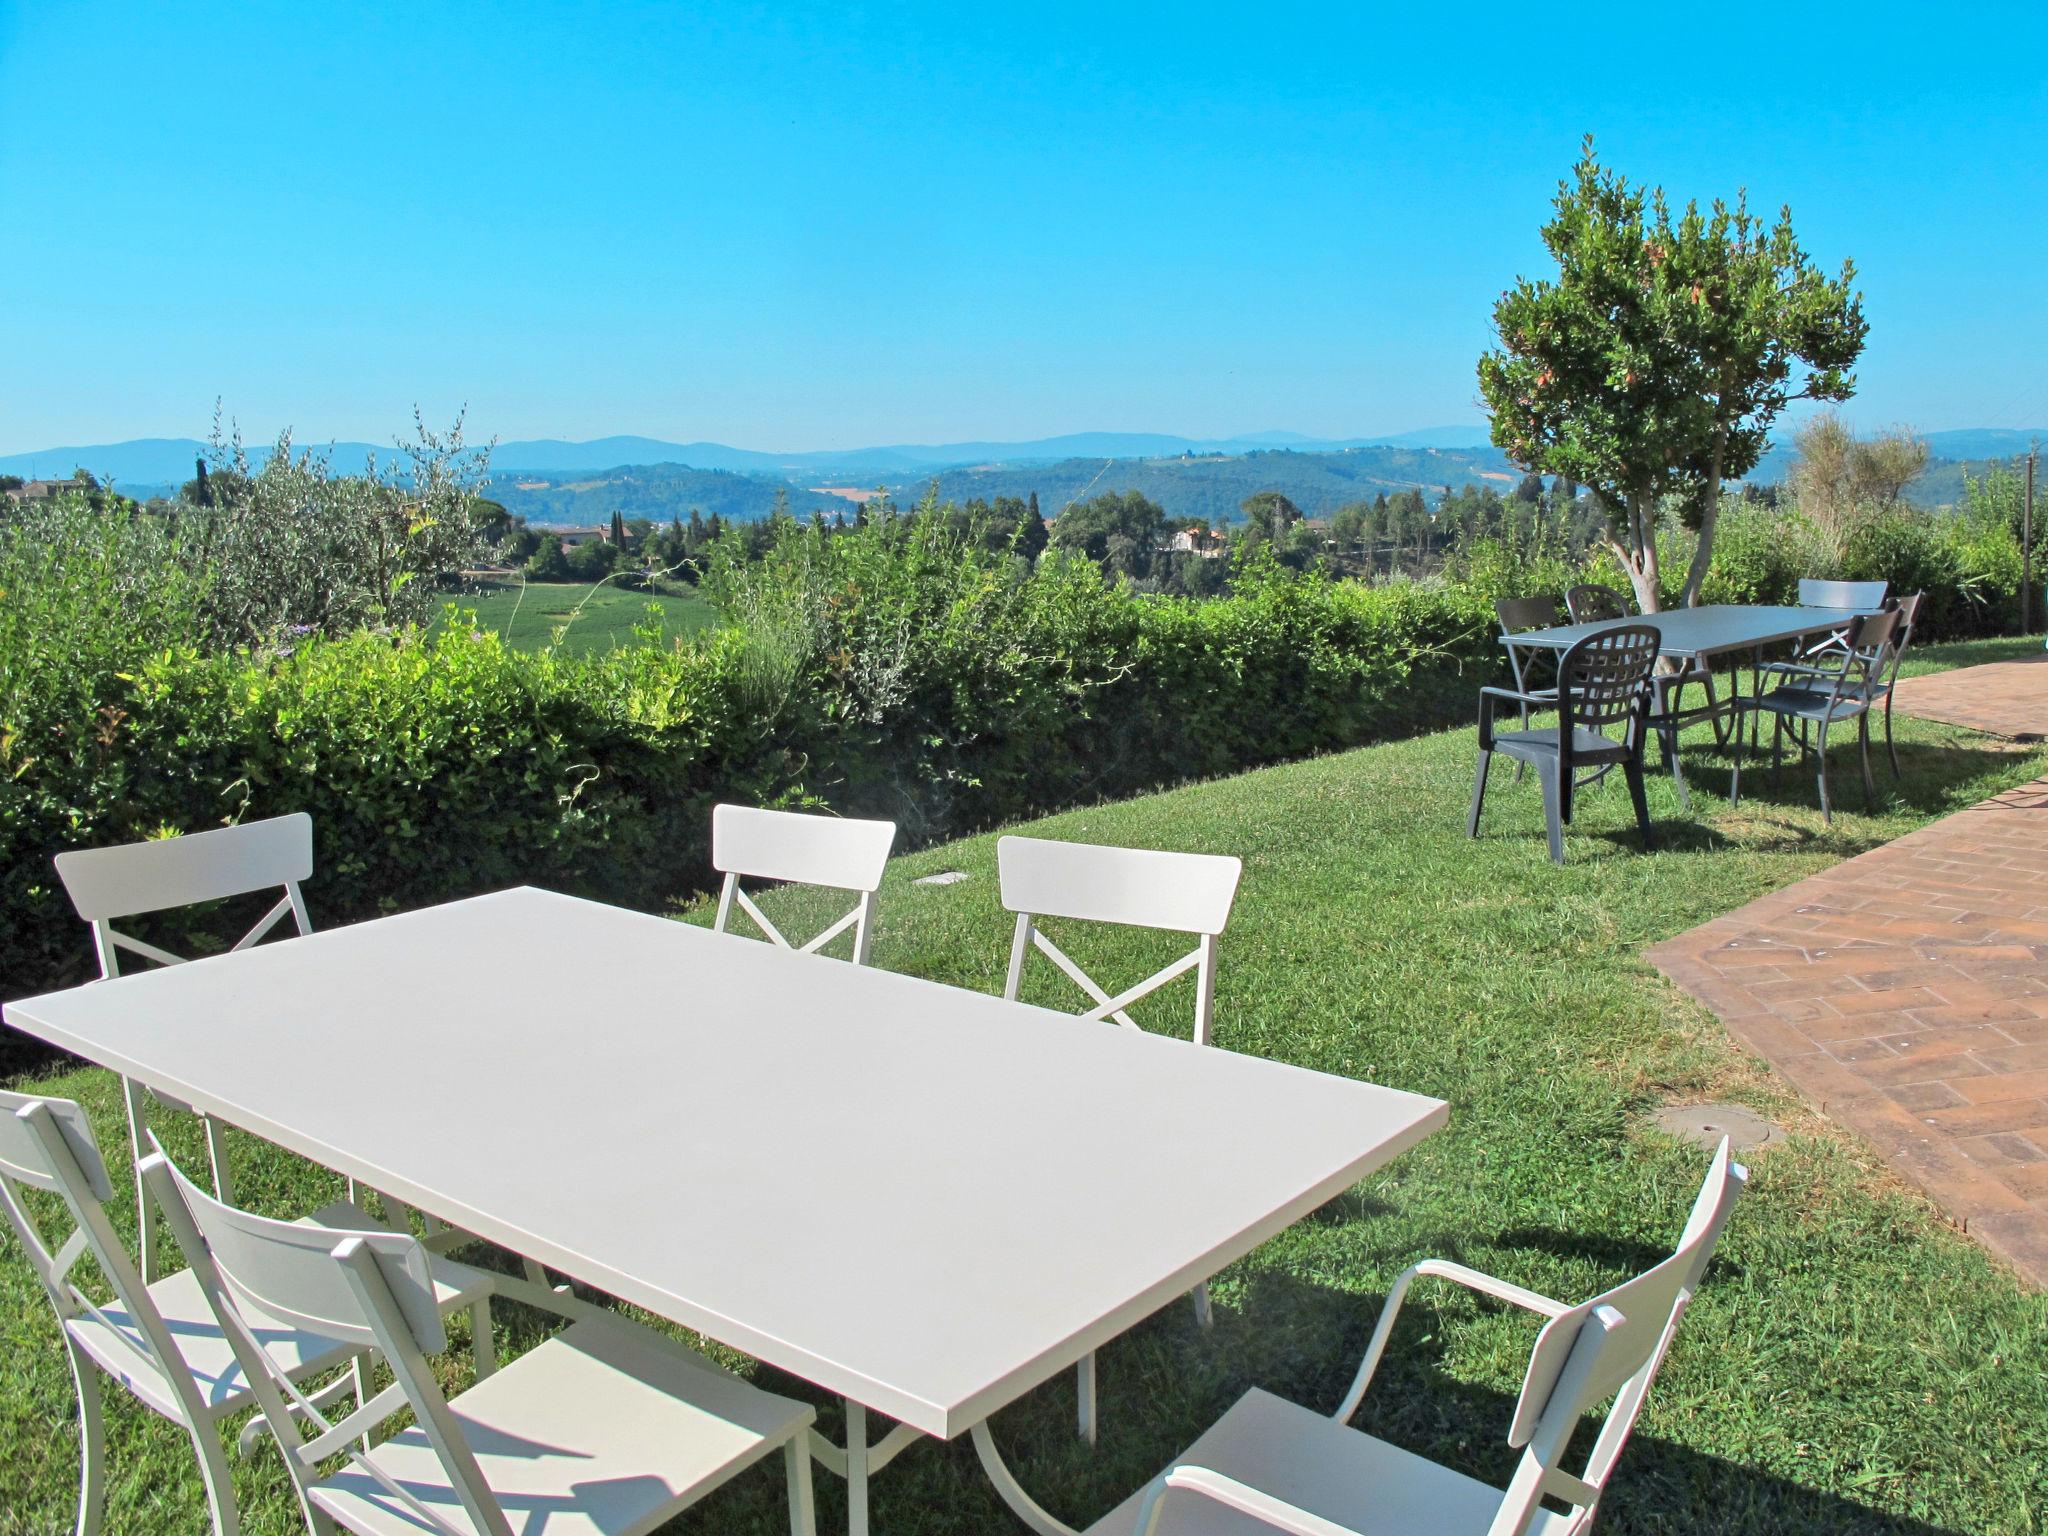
[185,412,494,644]
[5,483,2041,1029]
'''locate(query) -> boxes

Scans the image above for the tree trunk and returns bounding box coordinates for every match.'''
[1626,490,1661,614]
[1678,446,1727,609]
[1678,488,1721,608]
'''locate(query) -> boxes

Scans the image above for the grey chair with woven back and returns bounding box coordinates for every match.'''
[1563,583,1723,804]
[1470,624,1663,864]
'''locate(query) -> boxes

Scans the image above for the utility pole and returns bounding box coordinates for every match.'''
[2027,443,2039,635]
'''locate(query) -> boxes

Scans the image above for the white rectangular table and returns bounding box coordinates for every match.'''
[4,886,1447,1534]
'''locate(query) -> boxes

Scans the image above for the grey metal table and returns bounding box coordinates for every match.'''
[3,887,1447,1536]
[1500,603,1880,798]
[1499,603,1873,663]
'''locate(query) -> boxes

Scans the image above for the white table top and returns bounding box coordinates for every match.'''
[1503,603,1874,659]
[4,887,1446,1439]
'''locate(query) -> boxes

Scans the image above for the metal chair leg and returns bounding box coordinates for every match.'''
[1816,718,1834,824]
[1624,758,1654,851]
[1661,721,1690,809]
[67,1346,106,1536]
[1884,693,1902,780]
[1537,760,1565,865]
[1468,750,1492,838]
[1859,713,1877,807]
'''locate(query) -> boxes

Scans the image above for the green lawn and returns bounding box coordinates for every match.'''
[444,577,720,653]
[5,636,2048,1534]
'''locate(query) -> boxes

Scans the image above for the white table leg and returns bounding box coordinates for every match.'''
[846,1399,869,1536]
[1076,1352,1097,1444]
[972,1420,1081,1536]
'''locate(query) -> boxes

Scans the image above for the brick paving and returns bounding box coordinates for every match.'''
[1649,771,2048,1286]
[1890,652,2048,739]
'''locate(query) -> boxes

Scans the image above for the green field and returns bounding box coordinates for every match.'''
[445,579,721,653]
[5,638,2048,1533]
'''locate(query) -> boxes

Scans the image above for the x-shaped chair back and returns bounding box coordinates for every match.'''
[997,836,1241,1046]
[53,813,316,1280]
[55,812,315,979]
[712,805,897,965]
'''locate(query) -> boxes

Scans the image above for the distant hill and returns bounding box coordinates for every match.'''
[490,464,844,524]
[0,426,1501,491]
[916,445,1520,523]
[7,425,2035,520]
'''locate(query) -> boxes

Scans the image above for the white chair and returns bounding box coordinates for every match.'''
[0,1089,495,1536]
[997,836,1242,1048]
[1100,1141,1747,1536]
[1797,577,1888,611]
[142,1148,820,1536]
[51,814,483,1282]
[997,835,1243,1444]
[54,814,316,1280]
[712,805,897,965]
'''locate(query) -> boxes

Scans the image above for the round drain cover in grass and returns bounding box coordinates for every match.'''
[1652,1102,1777,1151]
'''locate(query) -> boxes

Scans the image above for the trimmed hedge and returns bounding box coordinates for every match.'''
[0,541,1500,1013]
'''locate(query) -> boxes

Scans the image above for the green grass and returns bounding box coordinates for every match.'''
[444,578,720,653]
[6,635,2048,1534]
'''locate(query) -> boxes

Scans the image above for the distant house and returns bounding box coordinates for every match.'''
[554,525,611,551]
[1163,527,1225,558]
[3,478,82,503]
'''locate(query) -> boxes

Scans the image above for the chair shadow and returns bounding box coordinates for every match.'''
[1490,1222,1749,1288]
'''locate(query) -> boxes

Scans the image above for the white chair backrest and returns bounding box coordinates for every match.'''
[1797,577,1887,610]
[711,805,897,963]
[1487,1140,1747,1535]
[146,1148,442,1354]
[0,1093,207,1426]
[54,812,314,976]
[998,836,1242,1044]
[0,1089,113,1203]
[143,1149,509,1536]
[998,836,1240,936]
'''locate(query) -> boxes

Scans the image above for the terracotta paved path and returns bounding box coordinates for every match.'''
[1650,772,2048,1286]
[1890,651,2048,739]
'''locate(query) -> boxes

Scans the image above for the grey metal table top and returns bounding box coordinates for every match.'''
[3,886,1447,1440]
[1502,604,1876,660]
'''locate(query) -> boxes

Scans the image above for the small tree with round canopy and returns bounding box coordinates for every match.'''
[1478,139,1867,611]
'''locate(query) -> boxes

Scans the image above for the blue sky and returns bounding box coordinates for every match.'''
[3,2,2045,454]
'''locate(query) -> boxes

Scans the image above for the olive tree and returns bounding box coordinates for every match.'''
[1478,140,1867,611]
[187,408,494,641]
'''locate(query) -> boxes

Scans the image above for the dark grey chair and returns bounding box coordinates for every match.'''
[1494,596,1563,781]
[1761,576,1891,677]
[1748,591,1923,782]
[1564,583,1631,623]
[1564,583,1720,800]
[1731,605,1906,823]
[1469,624,1662,865]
